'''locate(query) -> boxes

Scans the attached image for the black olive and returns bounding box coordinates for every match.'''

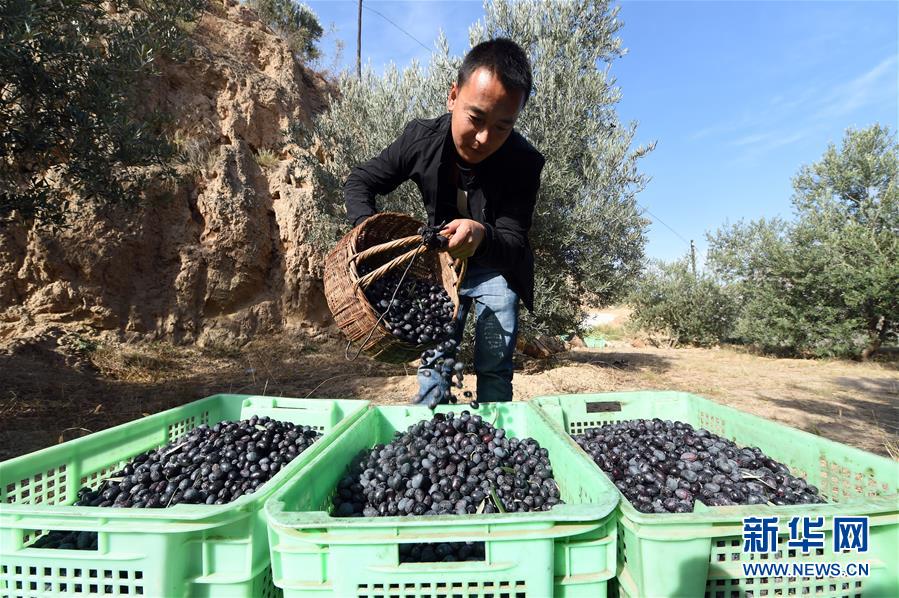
[332,412,564,529]
[572,419,824,513]
[67,417,320,519]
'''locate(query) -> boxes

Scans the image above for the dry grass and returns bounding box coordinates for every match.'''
[198,341,244,360]
[171,129,217,175]
[254,148,280,169]
[885,440,899,461]
[90,342,188,383]
[175,17,199,35]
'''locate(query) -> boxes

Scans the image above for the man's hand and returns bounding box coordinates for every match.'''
[442,219,486,260]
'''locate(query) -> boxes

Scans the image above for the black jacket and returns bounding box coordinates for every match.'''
[344,113,545,311]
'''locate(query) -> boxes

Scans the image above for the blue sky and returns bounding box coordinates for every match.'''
[305,0,898,263]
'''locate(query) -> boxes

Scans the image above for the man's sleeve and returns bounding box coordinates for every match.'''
[344,121,417,227]
[473,153,545,270]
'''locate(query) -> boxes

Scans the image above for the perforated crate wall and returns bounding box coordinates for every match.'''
[818,457,892,503]
[704,576,864,598]
[1,564,146,597]
[3,466,69,506]
[565,411,628,436]
[703,534,871,598]
[356,580,527,598]
[165,410,211,441]
[2,409,213,508]
[697,409,727,437]
[617,520,628,570]
[255,567,283,598]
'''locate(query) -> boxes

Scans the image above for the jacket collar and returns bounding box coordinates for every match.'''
[436,112,454,169]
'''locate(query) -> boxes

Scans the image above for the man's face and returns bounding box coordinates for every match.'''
[447,67,525,164]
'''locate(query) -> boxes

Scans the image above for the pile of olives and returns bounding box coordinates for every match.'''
[364,271,457,348]
[574,419,825,513]
[333,411,563,518]
[399,541,485,563]
[73,416,319,508]
[32,416,317,550]
[30,530,97,551]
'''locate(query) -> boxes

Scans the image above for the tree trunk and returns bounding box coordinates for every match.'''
[860,338,881,361]
[860,316,889,361]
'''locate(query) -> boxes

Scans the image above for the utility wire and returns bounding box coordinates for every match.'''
[362,4,432,53]
[640,205,691,247]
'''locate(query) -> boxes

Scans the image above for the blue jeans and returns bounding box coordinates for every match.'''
[417,264,519,404]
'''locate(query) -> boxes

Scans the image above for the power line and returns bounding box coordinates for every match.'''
[362,3,432,54]
[640,205,691,247]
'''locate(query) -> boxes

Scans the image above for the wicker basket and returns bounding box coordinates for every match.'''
[324,212,465,363]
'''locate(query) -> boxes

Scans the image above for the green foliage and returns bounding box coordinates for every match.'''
[0,0,205,225]
[249,0,323,62]
[293,43,455,247]
[295,0,653,335]
[708,125,898,358]
[628,258,738,347]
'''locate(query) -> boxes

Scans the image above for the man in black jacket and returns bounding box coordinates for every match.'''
[344,38,545,407]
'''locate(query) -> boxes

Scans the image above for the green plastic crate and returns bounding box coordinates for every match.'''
[0,394,368,598]
[584,336,607,349]
[265,403,619,597]
[531,391,899,598]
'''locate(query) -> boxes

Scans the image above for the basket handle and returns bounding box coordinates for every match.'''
[353,244,430,291]
[349,234,421,265]
[355,248,469,293]
[353,229,466,291]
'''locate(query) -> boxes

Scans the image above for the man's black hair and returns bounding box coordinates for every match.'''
[457,38,532,107]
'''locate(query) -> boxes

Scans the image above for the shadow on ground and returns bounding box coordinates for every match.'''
[2,339,896,461]
[778,379,899,430]
[759,384,898,455]
[518,348,673,376]
[0,338,403,460]
[831,376,899,400]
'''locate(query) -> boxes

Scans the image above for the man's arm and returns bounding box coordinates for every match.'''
[472,154,545,270]
[344,121,417,227]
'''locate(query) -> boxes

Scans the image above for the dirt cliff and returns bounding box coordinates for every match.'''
[0,0,335,347]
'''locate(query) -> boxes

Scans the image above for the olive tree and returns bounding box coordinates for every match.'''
[708,125,898,358]
[628,257,739,347]
[248,0,323,62]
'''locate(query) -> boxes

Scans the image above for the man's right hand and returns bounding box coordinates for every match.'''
[442,219,486,260]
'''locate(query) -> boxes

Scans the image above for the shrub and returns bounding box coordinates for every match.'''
[249,0,323,62]
[0,0,205,225]
[708,125,898,358]
[628,258,738,347]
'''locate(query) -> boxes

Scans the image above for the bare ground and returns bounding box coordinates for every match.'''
[1,332,896,461]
